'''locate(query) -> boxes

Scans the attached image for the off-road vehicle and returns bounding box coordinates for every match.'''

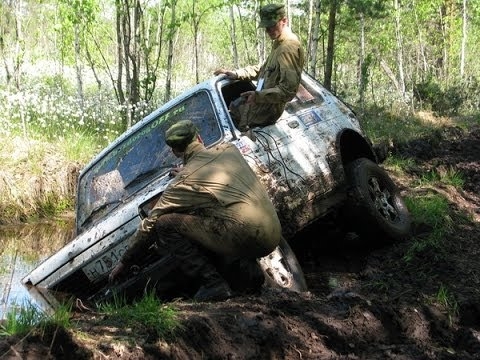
[23,72,411,305]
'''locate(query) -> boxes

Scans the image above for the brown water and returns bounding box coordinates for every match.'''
[0,220,74,319]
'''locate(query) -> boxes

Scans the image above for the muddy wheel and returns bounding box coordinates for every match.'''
[257,237,308,293]
[344,158,412,243]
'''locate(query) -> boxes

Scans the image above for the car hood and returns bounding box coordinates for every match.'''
[22,173,173,288]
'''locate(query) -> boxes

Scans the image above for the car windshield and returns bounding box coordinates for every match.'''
[76,90,222,229]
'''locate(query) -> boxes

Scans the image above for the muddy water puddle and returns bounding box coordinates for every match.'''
[0,220,74,319]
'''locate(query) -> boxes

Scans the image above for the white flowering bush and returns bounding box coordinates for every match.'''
[0,81,124,147]
[0,75,159,223]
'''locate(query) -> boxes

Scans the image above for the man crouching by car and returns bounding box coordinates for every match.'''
[108,119,282,301]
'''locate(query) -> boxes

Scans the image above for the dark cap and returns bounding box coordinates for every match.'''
[165,120,198,150]
[259,4,286,28]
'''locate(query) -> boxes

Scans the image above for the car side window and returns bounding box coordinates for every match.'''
[284,83,325,115]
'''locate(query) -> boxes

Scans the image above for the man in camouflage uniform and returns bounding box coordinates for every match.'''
[109,120,282,301]
[214,3,305,132]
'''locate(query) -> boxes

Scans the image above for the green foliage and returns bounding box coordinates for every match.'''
[0,301,71,337]
[416,167,465,189]
[34,193,74,220]
[98,291,179,338]
[360,105,440,144]
[403,194,452,262]
[383,155,416,174]
[435,284,459,325]
[413,76,480,115]
[0,303,43,336]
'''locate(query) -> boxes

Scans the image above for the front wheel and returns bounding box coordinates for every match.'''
[344,158,412,244]
[257,237,308,293]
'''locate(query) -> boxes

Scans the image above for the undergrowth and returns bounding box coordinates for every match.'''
[0,301,71,337]
[97,291,179,338]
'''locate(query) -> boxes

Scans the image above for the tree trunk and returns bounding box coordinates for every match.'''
[192,2,200,84]
[130,0,141,124]
[308,0,321,78]
[256,0,265,64]
[306,0,313,70]
[236,6,255,65]
[393,0,406,100]
[460,0,467,78]
[165,1,177,102]
[412,0,428,76]
[116,0,143,128]
[12,0,23,90]
[115,0,125,120]
[229,5,239,68]
[84,45,102,90]
[324,0,337,91]
[358,13,365,111]
[74,23,85,114]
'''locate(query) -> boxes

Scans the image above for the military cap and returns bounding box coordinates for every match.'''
[259,3,286,28]
[165,120,198,149]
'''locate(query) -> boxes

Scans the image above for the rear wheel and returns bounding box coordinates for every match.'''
[257,237,308,293]
[344,158,411,244]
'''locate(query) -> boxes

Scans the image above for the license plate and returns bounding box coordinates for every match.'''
[83,242,130,282]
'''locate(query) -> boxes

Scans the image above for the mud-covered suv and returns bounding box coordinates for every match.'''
[23,72,411,303]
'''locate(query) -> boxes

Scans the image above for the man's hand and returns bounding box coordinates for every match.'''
[213,68,238,80]
[240,91,256,105]
[108,261,125,283]
[169,165,182,177]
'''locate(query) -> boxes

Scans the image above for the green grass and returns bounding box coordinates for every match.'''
[383,155,416,174]
[361,108,442,145]
[416,167,465,188]
[54,130,108,164]
[403,194,453,262]
[435,284,459,325]
[0,301,71,337]
[98,291,179,338]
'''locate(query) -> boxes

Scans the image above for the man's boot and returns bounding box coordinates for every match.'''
[156,224,232,301]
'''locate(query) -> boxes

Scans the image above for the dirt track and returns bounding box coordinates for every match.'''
[1,123,479,359]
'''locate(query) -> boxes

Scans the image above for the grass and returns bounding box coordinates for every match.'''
[360,107,448,145]
[361,108,474,265]
[1,292,178,341]
[98,291,179,338]
[0,301,71,337]
[416,167,465,188]
[435,284,459,326]
[383,156,416,174]
[403,194,453,262]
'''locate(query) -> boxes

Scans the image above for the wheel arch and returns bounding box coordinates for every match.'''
[338,129,377,167]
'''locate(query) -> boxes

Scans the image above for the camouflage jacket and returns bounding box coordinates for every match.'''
[233,27,305,129]
[121,140,281,265]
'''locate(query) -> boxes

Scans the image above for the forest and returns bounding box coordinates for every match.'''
[1,0,479,137]
[1,2,480,358]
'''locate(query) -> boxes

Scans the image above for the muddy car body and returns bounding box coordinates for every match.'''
[22,72,411,303]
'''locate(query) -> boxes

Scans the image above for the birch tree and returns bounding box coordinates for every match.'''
[0,0,24,89]
[58,0,99,113]
[460,0,467,78]
[165,0,178,102]
[324,0,337,90]
[307,0,322,77]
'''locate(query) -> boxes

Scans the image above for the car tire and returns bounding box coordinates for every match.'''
[344,157,412,243]
[257,236,308,293]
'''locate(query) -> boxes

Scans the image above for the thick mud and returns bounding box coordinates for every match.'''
[1,123,479,359]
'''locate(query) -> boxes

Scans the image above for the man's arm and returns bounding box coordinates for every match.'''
[256,46,303,104]
[108,229,152,282]
[214,64,262,81]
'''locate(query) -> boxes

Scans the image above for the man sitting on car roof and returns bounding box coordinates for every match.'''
[214,3,305,132]
[109,119,282,301]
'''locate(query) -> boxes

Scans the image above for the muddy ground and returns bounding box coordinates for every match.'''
[1,122,480,359]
